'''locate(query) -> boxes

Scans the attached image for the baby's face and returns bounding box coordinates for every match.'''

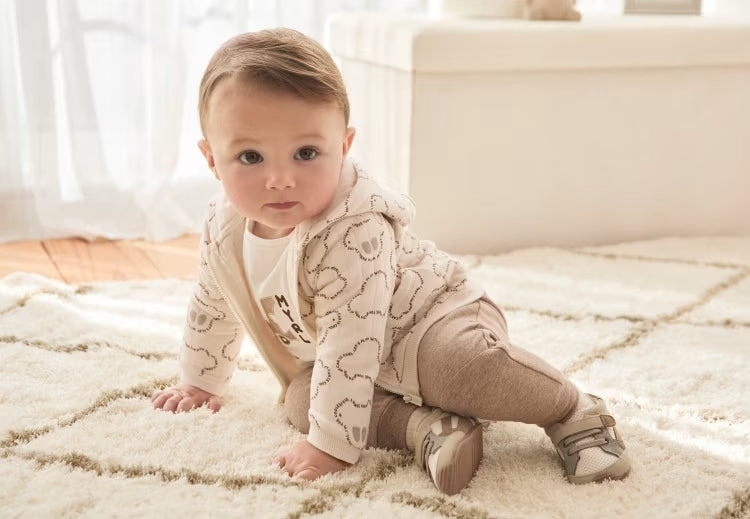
[200,78,354,239]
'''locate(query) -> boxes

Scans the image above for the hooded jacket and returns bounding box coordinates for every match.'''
[180,159,483,463]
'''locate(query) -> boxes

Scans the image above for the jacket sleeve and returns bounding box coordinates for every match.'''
[303,213,396,463]
[179,202,244,396]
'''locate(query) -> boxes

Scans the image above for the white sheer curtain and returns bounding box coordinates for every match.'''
[0,0,427,243]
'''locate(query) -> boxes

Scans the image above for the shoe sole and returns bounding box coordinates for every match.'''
[568,451,631,485]
[434,423,483,495]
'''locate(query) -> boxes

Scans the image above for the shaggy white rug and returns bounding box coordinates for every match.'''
[1,236,749,519]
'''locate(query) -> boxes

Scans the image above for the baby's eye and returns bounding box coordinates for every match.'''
[239,151,263,165]
[294,147,318,161]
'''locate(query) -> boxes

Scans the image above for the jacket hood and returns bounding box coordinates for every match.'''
[297,158,416,247]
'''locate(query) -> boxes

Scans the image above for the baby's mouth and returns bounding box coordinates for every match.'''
[267,202,298,210]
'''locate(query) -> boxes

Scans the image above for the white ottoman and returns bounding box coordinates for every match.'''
[328,14,750,253]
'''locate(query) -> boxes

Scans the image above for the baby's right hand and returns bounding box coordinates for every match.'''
[150,383,223,413]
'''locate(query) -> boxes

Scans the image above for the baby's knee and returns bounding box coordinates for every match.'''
[284,368,312,434]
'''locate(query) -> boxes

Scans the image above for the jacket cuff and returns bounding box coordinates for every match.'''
[179,372,227,397]
[307,425,362,464]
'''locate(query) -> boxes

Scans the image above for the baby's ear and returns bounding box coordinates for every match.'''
[197,139,219,179]
[343,127,356,157]
[197,139,215,168]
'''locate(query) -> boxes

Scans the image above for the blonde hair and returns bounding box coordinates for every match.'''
[198,28,350,134]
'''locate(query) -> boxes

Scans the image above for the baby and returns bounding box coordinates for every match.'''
[151,28,630,494]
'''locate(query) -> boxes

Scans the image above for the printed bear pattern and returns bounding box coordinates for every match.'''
[347,271,389,319]
[302,228,332,276]
[301,215,395,449]
[310,358,332,400]
[219,328,240,363]
[182,333,239,384]
[314,267,347,301]
[337,337,382,383]
[389,270,424,320]
[316,310,341,345]
[334,397,372,449]
[343,218,386,262]
[183,341,218,376]
[187,295,226,333]
[183,280,242,382]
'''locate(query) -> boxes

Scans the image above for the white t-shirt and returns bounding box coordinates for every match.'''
[242,222,315,362]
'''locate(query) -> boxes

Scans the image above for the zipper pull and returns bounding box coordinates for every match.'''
[402,394,423,406]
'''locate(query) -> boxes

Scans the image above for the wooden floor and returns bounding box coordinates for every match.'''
[0,234,200,283]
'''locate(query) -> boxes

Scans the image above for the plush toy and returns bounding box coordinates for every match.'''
[524,0,581,20]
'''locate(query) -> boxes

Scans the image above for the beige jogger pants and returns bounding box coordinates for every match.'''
[283,295,579,450]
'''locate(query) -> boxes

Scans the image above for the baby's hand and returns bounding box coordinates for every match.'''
[150,383,223,413]
[274,440,351,480]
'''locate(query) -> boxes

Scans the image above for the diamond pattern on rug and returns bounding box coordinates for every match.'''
[1,237,749,519]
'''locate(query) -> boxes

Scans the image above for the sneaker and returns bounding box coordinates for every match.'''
[410,408,483,495]
[545,393,631,484]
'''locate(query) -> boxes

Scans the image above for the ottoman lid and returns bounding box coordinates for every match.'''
[327,13,750,72]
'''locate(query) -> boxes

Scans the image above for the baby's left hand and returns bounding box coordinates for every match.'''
[274,440,351,480]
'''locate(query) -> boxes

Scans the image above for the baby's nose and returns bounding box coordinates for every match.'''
[266,167,295,190]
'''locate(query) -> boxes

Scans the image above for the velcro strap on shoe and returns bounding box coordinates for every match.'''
[548,415,616,447]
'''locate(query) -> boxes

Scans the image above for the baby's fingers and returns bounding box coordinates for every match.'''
[151,390,175,410]
[176,398,198,413]
[273,451,287,469]
[206,395,223,413]
[160,393,185,413]
[295,468,320,481]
